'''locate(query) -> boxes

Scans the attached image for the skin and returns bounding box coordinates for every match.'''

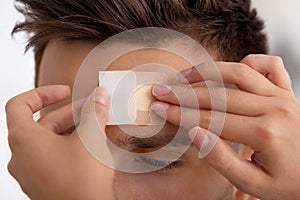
[151,55,300,199]
[38,39,232,200]
[5,39,300,200]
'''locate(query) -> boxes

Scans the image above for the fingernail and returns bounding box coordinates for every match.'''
[150,102,170,113]
[188,127,210,159]
[152,84,171,96]
[188,126,200,140]
[199,135,210,159]
[176,68,192,83]
[90,87,109,106]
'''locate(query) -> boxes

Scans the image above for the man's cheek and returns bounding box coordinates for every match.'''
[112,172,188,200]
[113,172,199,200]
[113,172,154,200]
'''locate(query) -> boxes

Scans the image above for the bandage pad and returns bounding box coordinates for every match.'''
[99,70,167,125]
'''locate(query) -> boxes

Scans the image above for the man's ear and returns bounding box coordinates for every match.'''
[232,145,258,200]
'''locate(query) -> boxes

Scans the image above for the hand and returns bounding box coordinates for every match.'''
[6,85,114,200]
[151,54,300,200]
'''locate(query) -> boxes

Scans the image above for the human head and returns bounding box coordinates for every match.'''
[13,0,267,86]
[13,0,268,199]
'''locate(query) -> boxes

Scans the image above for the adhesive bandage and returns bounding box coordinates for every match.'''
[99,70,168,125]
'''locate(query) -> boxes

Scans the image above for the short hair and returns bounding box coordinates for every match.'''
[12,0,268,85]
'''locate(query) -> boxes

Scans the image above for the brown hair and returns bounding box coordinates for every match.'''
[12,0,268,85]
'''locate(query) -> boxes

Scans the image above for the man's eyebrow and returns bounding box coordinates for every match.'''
[116,133,191,150]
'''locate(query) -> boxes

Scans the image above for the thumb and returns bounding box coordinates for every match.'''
[76,87,113,164]
[80,87,110,131]
[188,126,268,199]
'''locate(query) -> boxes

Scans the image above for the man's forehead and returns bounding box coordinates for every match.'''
[106,123,179,136]
[106,47,192,71]
[39,37,201,118]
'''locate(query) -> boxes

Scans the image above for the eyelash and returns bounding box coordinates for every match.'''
[140,156,182,173]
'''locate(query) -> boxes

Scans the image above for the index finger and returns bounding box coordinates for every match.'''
[177,61,278,96]
[5,85,70,130]
[241,54,292,91]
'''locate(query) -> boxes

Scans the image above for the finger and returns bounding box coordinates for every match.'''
[152,84,267,116]
[38,102,75,134]
[151,102,259,148]
[79,87,110,132]
[76,87,111,159]
[5,85,70,130]
[176,61,278,96]
[38,98,86,134]
[188,127,269,198]
[241,54,292,91]
[76,87,111,161]
[234,190,259,200]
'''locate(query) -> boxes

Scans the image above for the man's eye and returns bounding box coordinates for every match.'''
[139,156,182,173]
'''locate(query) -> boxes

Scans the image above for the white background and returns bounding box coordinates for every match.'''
[1,0,300,199]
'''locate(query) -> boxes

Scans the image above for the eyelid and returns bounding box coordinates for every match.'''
[140,156,173,168]
[139,156,183,173]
